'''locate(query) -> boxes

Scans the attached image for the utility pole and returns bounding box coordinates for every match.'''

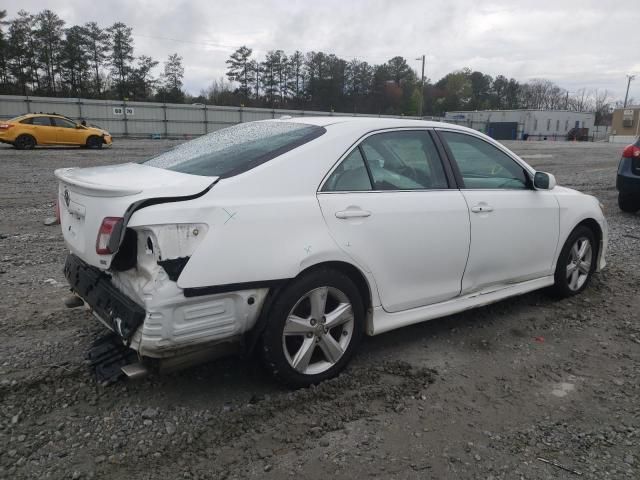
[416,55,425,117]
[624,74,635,108]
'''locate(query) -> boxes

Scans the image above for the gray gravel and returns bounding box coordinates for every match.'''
[0,138,638,479]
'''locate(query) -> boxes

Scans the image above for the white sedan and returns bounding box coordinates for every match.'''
[56,117,607,387]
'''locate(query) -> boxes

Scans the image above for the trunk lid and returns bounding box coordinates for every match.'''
[55,163,216,269]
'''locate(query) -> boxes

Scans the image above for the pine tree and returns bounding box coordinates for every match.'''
[107,22,134,99]
[0,10,9,90]
[83,22,109,96]
[225,46,252,98]
[161,53,184,102]
[60,25,90,96]
[131,55,158,100]
[35,10,65,94]
[7,11,37,95]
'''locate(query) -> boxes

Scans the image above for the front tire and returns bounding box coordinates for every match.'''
[14,134,36,150]
[86,136,103,149]
[550,225,597,298]
[261,268,365,388]
[618,193,640,213]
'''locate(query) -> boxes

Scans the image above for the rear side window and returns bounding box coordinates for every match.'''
[360,130,449,190]
[30,117,53,126]
[322,148,372,191]
[144,121,325,178]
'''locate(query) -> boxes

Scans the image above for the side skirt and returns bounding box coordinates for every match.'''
[369,276,555,336]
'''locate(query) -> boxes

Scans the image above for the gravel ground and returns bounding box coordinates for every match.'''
[0,138,638,480]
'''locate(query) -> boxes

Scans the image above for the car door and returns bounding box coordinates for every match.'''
[317,129,470,313]
[51,117,85,145]
[25,116,57,144]
[437,129,559,293]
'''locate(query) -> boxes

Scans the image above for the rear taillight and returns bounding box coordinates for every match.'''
[0,123,13,130]
[622,144,640,158]
[96,217,123,255]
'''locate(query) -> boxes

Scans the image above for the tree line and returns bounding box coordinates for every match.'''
[214,46,613,122]
[0,9,185,102]
[0,9,615,123]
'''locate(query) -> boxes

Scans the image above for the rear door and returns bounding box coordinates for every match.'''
[25,116,57,144]
[437,129,559,293]
[317,129,470,313]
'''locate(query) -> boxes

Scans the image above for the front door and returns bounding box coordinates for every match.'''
[317,129,470,313]
[52,117,85,145]
[437,129,559,293]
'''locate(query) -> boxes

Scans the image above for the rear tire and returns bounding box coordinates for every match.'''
[618,193,640,213]
[86,136,103,149]
[14,134,36,150]
[261,268,365,388]
[550,225,597,298]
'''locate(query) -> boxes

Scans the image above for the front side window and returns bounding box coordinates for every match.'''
[359,130,448,190]
[322,148,372,191]
[440,131,529,190]
[144,121,325,178]
[52,117,77,128]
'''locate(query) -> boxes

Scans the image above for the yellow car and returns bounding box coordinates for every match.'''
[0,113,113,150]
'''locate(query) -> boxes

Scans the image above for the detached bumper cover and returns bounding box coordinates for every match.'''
[64,254,145,342]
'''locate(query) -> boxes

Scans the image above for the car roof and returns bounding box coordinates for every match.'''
[273,115,478,135]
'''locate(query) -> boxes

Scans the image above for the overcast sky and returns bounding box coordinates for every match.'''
[8,0,640,101]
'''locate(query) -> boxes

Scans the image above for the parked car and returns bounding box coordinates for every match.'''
[616,138,640,212]
[56,118,607,387]
[0,113,112,149]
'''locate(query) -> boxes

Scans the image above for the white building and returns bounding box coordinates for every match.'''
[443,110,595,140]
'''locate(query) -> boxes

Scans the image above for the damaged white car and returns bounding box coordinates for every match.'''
[56,117,607,387]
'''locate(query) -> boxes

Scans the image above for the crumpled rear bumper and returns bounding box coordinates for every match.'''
[64,254,145,342]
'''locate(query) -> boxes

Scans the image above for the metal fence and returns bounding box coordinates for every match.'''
[0,95,423,138]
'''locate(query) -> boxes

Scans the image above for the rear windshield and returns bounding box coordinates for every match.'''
[143,121,325,178]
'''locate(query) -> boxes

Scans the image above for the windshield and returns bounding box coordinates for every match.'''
[143,121,325,178]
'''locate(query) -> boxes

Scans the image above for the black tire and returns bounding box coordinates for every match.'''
[550,225,597,298]
[13,134,36,150]
[618,193,640,213]
[86,136,103,149]
[261,268,365,388]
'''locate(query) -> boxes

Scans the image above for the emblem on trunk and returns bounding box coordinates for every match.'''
[63,188,70,207]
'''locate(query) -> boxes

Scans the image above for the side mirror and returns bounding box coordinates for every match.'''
[534,171,556,190]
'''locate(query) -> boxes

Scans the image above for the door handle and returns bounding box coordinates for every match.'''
[470,204,494,213]
[335,209,371,219]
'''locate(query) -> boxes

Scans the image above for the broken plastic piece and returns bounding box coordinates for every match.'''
[87,333,137,385]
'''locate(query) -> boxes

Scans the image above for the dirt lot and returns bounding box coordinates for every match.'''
[0,138,638,480]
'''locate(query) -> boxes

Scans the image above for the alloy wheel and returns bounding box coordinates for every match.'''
[566,236,592,291]
[282,286,354,376]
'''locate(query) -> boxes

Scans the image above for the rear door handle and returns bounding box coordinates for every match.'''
[470,204,493,213]
[335,209,371,219]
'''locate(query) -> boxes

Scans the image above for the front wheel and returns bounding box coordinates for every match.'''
[261,268,365,388]
[550,225,597,298]
[618,193,640,213]
[86,136,103,149]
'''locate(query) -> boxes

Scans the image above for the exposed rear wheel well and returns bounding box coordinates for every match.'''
[296,261,372,314]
